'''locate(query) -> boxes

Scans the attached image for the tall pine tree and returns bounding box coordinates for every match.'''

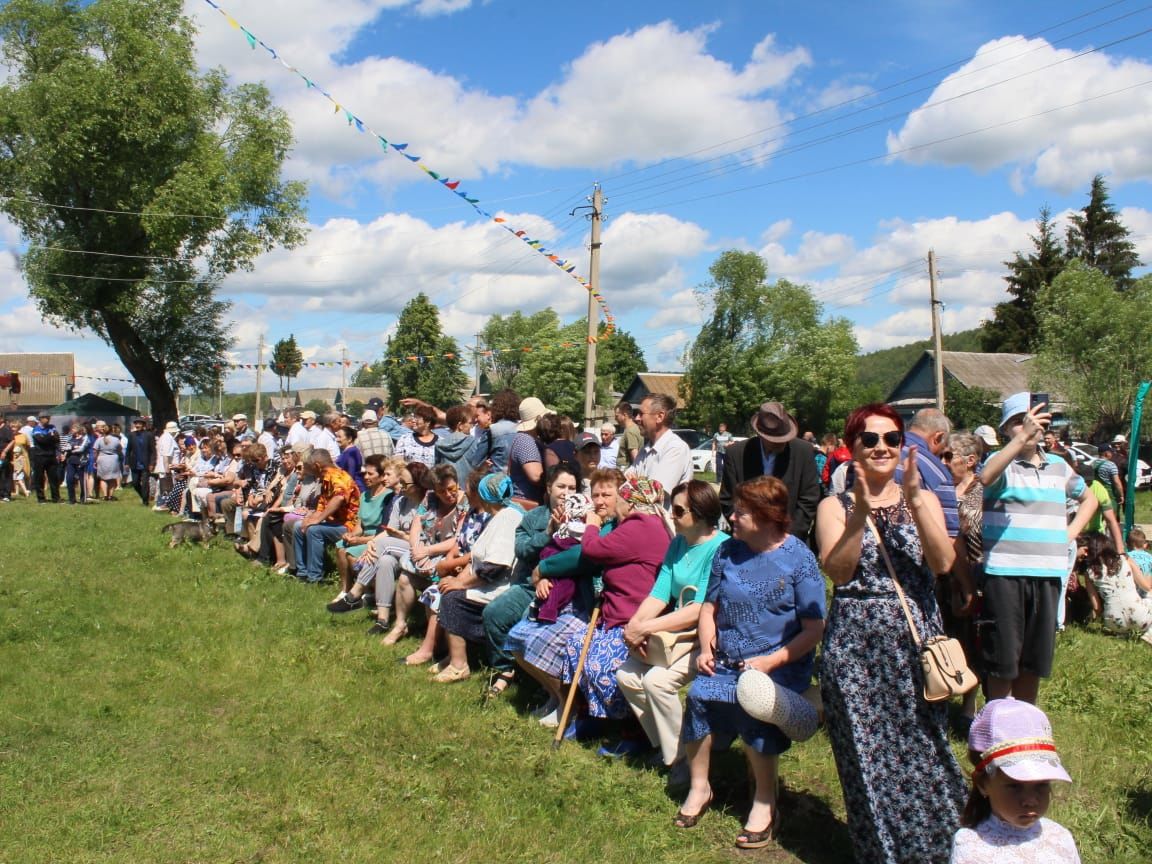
[1065,174,1141,289]
[981,207,1066,353]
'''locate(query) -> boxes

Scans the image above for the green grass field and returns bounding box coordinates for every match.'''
[1,494,1150,863]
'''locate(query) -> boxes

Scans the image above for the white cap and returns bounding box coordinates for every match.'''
[26,415,36,423]
[973,425,998,447]
[1113,434,1128,444]
[361,409,378,423]
[232,413,247,421]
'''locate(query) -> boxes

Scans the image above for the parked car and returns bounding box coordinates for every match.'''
[672,428,703,450]
[1064,442,1151,490]
[691,435,747,474]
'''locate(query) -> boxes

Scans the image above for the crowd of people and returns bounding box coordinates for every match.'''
[4,385,1145,862]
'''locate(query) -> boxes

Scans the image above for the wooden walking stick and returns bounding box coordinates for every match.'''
[552,602,601,750]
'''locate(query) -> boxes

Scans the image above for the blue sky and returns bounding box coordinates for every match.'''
[2,0,1151,401]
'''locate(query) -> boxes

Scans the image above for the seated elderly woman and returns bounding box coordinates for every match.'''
[433,473,526,683]
[481,463,581,698]
[386,464,468,665]
[506,468,627,725]
[675,475,826,850]
[559,476,670,738]
[616,480,728,774]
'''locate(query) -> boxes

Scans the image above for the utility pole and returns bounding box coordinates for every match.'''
[474,333,483,397]
[929,249,945,412]
[581,184,604,427]
[254,333,265,421]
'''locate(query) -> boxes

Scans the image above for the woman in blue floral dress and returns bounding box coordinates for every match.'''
[815,403,967,864]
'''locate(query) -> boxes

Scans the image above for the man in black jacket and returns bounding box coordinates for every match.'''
[30,412,61,503]
[719,401,820,539]
[125,417,157,506]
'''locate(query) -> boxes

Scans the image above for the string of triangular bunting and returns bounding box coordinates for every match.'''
[200,0,614,339]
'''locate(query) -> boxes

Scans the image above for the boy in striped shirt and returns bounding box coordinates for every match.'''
[979,392,1097,704]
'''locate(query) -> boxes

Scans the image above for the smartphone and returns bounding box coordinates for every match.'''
[1030,392,1049,410]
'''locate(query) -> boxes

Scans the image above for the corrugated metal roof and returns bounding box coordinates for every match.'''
[0,353,74,411]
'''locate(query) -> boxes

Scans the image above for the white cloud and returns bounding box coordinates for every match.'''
[759,229,855,277]
[886,36,1152,192]
[854,305,991,352]
[188,10,813,191]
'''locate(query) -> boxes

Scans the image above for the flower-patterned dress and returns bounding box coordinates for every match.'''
[950,814,1081,863]
[821,492,966,864]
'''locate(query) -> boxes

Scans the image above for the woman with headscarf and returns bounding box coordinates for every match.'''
[561,475,671,732]
[434,472,526,682]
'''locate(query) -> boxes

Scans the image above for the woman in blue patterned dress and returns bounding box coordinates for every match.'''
[675,475,826,850]
[815,403,966,864]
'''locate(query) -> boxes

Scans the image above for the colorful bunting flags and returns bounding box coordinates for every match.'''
[199,0,615,335]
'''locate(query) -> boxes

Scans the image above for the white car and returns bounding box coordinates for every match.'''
[691,436,747,474]
[1064,442,1151,490]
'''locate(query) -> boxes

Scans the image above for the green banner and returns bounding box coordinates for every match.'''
[1124,381,1150,535]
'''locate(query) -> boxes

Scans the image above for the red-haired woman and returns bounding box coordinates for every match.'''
[674,475,825,849]
[815,404,965,864]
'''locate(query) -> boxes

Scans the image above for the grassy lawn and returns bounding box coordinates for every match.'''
[1,496,1150,863]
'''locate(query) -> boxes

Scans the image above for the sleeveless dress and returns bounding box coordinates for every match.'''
[821,492,966,864]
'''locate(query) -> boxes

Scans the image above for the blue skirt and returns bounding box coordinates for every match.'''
[562,624,630,719]
[683,666,794,755]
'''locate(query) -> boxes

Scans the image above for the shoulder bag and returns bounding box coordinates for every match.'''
[634,585,698,667]
[866,516,978,702]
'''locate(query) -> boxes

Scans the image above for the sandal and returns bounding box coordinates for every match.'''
[672,792,712,829]
[735,816,780,849]
[431,663,471,683]
[485,671,515,699]
[381,623,409,646]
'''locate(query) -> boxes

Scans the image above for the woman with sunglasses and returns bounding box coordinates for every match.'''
[814,403,965,864]
[616,480,727,783]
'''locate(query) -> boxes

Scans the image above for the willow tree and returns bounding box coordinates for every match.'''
[0,0,307,424]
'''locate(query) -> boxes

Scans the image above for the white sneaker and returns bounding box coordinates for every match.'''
[531,696,559,720]
[536,708,560,728]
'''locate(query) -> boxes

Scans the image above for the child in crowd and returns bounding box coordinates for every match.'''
[1126,527,1152,598]
[530,491,592,623]
[1080,533,1152,646]
[951,698,1080,863]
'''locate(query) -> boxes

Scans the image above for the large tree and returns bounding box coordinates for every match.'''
[0,0,307,425]
[270,334,304,399]
[1065,174,1141,290]
[1034,262,1152,437]
[981,207,1066,353]
[681,250,858,434]
[369,293,467,412]
[481,309,562,392]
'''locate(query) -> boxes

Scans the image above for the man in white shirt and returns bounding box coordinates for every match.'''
[257,418,278,454]
[153,420,180,508]
[630,394,692,501]
[307,411,340,459]
[597,422,620,468]
[284,409,308,448]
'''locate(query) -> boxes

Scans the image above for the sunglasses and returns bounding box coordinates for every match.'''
[859,430,903,449]
[671,504,689,518]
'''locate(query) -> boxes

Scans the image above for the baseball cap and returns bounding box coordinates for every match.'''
[575,431,600,449]
[361,409,378,423]
[367,397,385,410]
[1113,434,1128,444]
[968,698,1071,783]
[300,410,317,420]
[232,413,247,421]
[973,425,998,447]
[26,415,37,422]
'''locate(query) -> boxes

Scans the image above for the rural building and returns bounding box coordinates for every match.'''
[0,352,75,420]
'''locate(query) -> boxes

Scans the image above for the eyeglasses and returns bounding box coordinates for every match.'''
[671,504,689,518]
[858,430,903,449]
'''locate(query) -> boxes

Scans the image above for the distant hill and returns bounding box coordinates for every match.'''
[856,328,984,397]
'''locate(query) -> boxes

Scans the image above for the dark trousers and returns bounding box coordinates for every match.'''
[64,460,87,503]
[31,456,60,501]
[131,469,150,505]
[258,511,287,564]
[0,457,12,500]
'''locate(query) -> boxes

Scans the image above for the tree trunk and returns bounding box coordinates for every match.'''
[100,310,178,427]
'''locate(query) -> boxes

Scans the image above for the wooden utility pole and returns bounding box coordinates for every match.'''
[582,184,603,427]
[254,333,265,421]
[474,334,483,396]
[929,249,945,412]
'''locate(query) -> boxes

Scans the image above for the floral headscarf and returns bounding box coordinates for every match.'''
[618,476,664,516]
